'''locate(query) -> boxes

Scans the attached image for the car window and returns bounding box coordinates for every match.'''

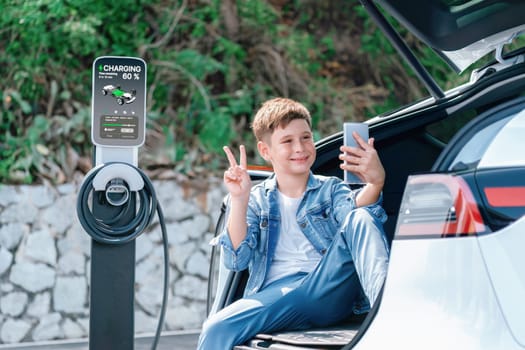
[425,109,478,144]
[449,108,525,171]
[448,116,511,171]
[478,108,525,168]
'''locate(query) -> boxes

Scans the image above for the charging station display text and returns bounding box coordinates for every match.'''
[92,56,146,147]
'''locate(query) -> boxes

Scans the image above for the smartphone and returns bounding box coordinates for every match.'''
[343,122,369,184]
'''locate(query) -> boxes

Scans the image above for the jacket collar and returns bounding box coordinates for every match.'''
[263,171,323,194]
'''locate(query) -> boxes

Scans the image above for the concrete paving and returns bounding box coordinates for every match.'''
[0,330,200,350]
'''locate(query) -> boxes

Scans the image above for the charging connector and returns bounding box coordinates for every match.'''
[106,178,130,206]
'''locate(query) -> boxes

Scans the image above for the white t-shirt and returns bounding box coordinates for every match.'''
[263,191,322,287]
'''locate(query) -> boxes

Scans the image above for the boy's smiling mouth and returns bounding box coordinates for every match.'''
[290,155,309,162]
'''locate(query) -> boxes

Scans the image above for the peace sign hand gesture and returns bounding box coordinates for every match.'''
[223,145,251,201]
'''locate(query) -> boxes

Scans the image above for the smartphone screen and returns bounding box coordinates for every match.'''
[343,122,369,184]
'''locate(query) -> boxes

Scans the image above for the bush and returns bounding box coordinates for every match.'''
[0,0,457,184]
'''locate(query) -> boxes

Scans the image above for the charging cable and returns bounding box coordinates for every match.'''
[76,162,169,350]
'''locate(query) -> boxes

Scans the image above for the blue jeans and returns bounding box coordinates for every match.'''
[198,208,389,350]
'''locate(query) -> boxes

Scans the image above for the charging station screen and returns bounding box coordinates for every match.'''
[92,56,146,147]
[100,115,139,139]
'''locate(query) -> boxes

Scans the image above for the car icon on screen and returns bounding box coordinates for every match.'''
[102,85,136,105]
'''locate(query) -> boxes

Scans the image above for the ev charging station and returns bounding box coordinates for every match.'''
[77,56,169,350]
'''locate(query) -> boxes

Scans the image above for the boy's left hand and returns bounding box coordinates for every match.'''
[339,132,385,188]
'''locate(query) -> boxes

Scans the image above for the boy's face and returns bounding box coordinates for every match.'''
[257,119,315,177]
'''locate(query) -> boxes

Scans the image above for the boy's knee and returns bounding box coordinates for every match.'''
[342,207,387,247]
[346,207,377,228]
[351,203,388,224]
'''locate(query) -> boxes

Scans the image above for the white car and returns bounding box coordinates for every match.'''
[207,0,525,349]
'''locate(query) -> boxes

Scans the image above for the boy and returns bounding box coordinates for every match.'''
[198,98,389,349]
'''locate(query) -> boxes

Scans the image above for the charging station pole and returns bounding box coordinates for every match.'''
[83,56,147,350]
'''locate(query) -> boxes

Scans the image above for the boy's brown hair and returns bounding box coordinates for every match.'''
[251,98,312,142]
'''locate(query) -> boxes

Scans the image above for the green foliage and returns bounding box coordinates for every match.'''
[237,0,279,33]
[0,0,492,184]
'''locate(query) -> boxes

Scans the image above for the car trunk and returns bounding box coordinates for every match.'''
[205,0,525,347]
[234,324,361,350]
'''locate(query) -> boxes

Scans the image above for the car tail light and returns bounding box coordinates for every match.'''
[484,187,525,207]
[395,174,487,238]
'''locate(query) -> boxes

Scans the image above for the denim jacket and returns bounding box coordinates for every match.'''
[217,172,386,297]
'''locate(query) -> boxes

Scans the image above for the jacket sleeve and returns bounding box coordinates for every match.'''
[213,195,259,272]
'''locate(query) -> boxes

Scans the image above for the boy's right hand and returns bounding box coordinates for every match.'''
[223,145,251,201]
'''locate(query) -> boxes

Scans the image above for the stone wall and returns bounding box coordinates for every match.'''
[0,178,226,344]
